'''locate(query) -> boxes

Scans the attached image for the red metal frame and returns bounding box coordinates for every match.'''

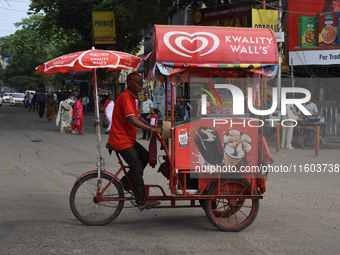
[80,145,264,209]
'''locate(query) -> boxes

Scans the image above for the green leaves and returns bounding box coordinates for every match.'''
[1,0,210,91]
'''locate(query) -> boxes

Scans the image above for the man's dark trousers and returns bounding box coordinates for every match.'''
[141,113,151,139]
[38,101,46,117]
[117,142,149,205]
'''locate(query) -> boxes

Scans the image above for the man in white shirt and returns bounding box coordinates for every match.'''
[82,93,89,115]
[53,92,58,111]
[304,99,318,116]
[139,92,153,140]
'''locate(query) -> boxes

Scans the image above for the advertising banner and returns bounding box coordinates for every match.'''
[92,11,116,44]
[193,0,277,26]
[251,9,279,31]
[289,0,323,52]
[289,0,340,65]
[290,48,340,65]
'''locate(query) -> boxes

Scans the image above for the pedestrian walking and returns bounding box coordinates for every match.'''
[81,93,89,115]
[45,94,55,122]
[57,89,65,111]
[28,93,34,111]
[70,95,84,135]
[32,92,38,111]
[150,108,159,126]
[25,92,30,108]
[104,94,115,134]
[139,91,153,140]
[281,104,296,150]
[56,94,75,133]
[53,91,58,112]
[37,89,47,118]
[70,92,75,101]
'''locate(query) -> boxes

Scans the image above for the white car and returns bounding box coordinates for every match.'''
[2,92,13,103]
[10,93,25,106]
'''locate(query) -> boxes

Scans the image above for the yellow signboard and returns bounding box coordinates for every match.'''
[252,9,279,32]
[92,11,116,44]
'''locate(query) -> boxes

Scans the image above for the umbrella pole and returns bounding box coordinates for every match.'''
[92,68,102,177]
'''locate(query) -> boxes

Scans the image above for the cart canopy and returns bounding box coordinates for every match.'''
[150,25,278,79]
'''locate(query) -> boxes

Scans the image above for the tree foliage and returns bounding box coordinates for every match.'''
[0,15,48,91]
[1,0,222,91]
[28,0,214,53]
[0,14,87,91]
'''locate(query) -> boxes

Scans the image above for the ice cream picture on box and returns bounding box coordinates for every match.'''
[223,130,252,167]
[193,126,253,171]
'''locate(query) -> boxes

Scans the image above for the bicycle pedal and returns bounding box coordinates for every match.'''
[129,194,138,206]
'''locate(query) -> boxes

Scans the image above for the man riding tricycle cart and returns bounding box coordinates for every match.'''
[68,25,278,232]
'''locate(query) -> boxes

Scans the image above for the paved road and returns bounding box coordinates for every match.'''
[0,103,339,254]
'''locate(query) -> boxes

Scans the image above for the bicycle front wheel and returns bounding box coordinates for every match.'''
[70,173,124,226]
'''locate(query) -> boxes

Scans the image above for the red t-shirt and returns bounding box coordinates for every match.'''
[108,89,140,151]
[151,114,158,126]
[104,99,111,108]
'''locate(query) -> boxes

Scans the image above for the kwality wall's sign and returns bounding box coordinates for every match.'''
[152,25,278,65]
[289,49,340,66]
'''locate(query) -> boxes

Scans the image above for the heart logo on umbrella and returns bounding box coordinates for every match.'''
[61,54,79,59]
[163,31,220,58]
[90,53,110,57]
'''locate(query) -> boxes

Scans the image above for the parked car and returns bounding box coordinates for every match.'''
[0,96,2,106]
[2,93,13,103]
[10,93,25,106]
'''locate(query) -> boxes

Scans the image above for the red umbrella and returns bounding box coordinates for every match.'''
[36,47,142,74]
[36,47,143,170]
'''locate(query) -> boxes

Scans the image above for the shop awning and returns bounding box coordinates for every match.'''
[151,25,279,78]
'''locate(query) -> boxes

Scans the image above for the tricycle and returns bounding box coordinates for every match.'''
[69,25,279,231]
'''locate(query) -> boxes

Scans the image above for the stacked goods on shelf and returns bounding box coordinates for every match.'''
[317,12,338,46]
[298,16,317,47]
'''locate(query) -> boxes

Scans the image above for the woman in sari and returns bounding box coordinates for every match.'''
[56,94,75,133]
[45,94,55,122]
[70,95,84,135]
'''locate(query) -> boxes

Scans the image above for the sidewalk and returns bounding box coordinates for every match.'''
[266,139,339,179]
[327,135,340,149]
[264,128,340,150]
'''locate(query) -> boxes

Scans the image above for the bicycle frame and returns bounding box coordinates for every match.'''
[73,151,264,209]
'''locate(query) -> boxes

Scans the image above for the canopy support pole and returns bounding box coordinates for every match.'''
[92,69,102,176]
[170,75,175,195]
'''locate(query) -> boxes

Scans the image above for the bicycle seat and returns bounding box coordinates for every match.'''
[106,143,113,155]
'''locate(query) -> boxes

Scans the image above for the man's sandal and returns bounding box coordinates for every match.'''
[138,200,161,212]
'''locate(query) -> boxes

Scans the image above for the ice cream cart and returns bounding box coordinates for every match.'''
[70,25,278,232]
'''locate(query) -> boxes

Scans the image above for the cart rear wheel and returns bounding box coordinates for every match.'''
[198,199,206,209]
[70,173,124,226]
[205,178,259,232]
